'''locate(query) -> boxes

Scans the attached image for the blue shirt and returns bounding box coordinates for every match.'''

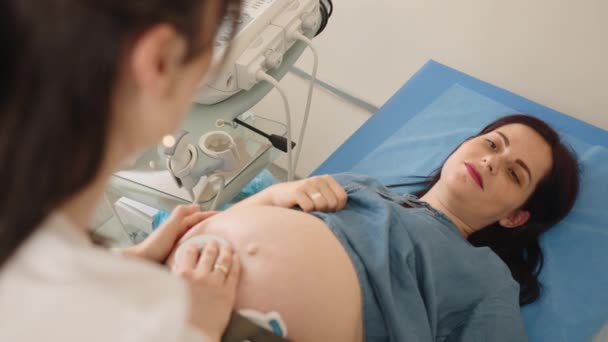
[310,173,527,342]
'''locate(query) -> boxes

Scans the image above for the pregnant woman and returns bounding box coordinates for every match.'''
[168,115,579,342]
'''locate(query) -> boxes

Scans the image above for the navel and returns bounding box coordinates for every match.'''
[246,243,260,256]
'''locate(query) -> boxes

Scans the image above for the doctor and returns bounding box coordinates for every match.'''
[0,0,244,341]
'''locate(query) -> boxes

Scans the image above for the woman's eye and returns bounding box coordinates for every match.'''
[486,139,497,151]
[509,168,521,185]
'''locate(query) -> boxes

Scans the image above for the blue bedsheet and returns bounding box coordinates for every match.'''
[314,61,608,342]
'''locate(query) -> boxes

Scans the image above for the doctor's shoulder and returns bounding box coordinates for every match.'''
[0,219,192,342]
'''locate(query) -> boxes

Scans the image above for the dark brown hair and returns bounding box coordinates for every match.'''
[390,114,580,305]
[0,0,242,267]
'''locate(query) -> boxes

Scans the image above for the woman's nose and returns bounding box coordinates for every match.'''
[482,156,498,174]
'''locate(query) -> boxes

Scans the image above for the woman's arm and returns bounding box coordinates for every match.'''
[231,175,348,212]
[229,184,275,208]
[445,292,526,342]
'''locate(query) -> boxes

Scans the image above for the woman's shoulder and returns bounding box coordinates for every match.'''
[467,245,521,297]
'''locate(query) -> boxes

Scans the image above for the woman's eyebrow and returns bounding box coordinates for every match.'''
[496,131,510,147]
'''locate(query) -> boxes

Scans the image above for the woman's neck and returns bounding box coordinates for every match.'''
[59,173,111,233]
[419,190,477,238]
[59,150,124,233]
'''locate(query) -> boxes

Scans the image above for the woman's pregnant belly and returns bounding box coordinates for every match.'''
[166,205,363,342]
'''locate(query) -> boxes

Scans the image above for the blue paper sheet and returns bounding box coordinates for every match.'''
[314,61,608,342]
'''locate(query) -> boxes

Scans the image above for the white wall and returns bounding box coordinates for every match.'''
[253,0,608,177]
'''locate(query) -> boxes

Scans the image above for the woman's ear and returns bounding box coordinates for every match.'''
[130,24,186,97]
[499,210,531,229]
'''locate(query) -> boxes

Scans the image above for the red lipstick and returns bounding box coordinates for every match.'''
[464,162,484,190]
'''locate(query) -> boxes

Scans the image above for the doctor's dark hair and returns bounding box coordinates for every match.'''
[0,0,242,267]
[389,115,580,306]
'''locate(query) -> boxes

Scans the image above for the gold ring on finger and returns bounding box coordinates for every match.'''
[213,263,229,275]
[310,192,322,201]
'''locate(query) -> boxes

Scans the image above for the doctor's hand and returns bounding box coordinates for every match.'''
[123,204,219,263]
[174,241,240,341]
[268,175,348,212]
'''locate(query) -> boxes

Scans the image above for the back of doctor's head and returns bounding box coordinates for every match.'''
[0,0,242,268]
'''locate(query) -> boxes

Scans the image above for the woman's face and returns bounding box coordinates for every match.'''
[437,123,553,227]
